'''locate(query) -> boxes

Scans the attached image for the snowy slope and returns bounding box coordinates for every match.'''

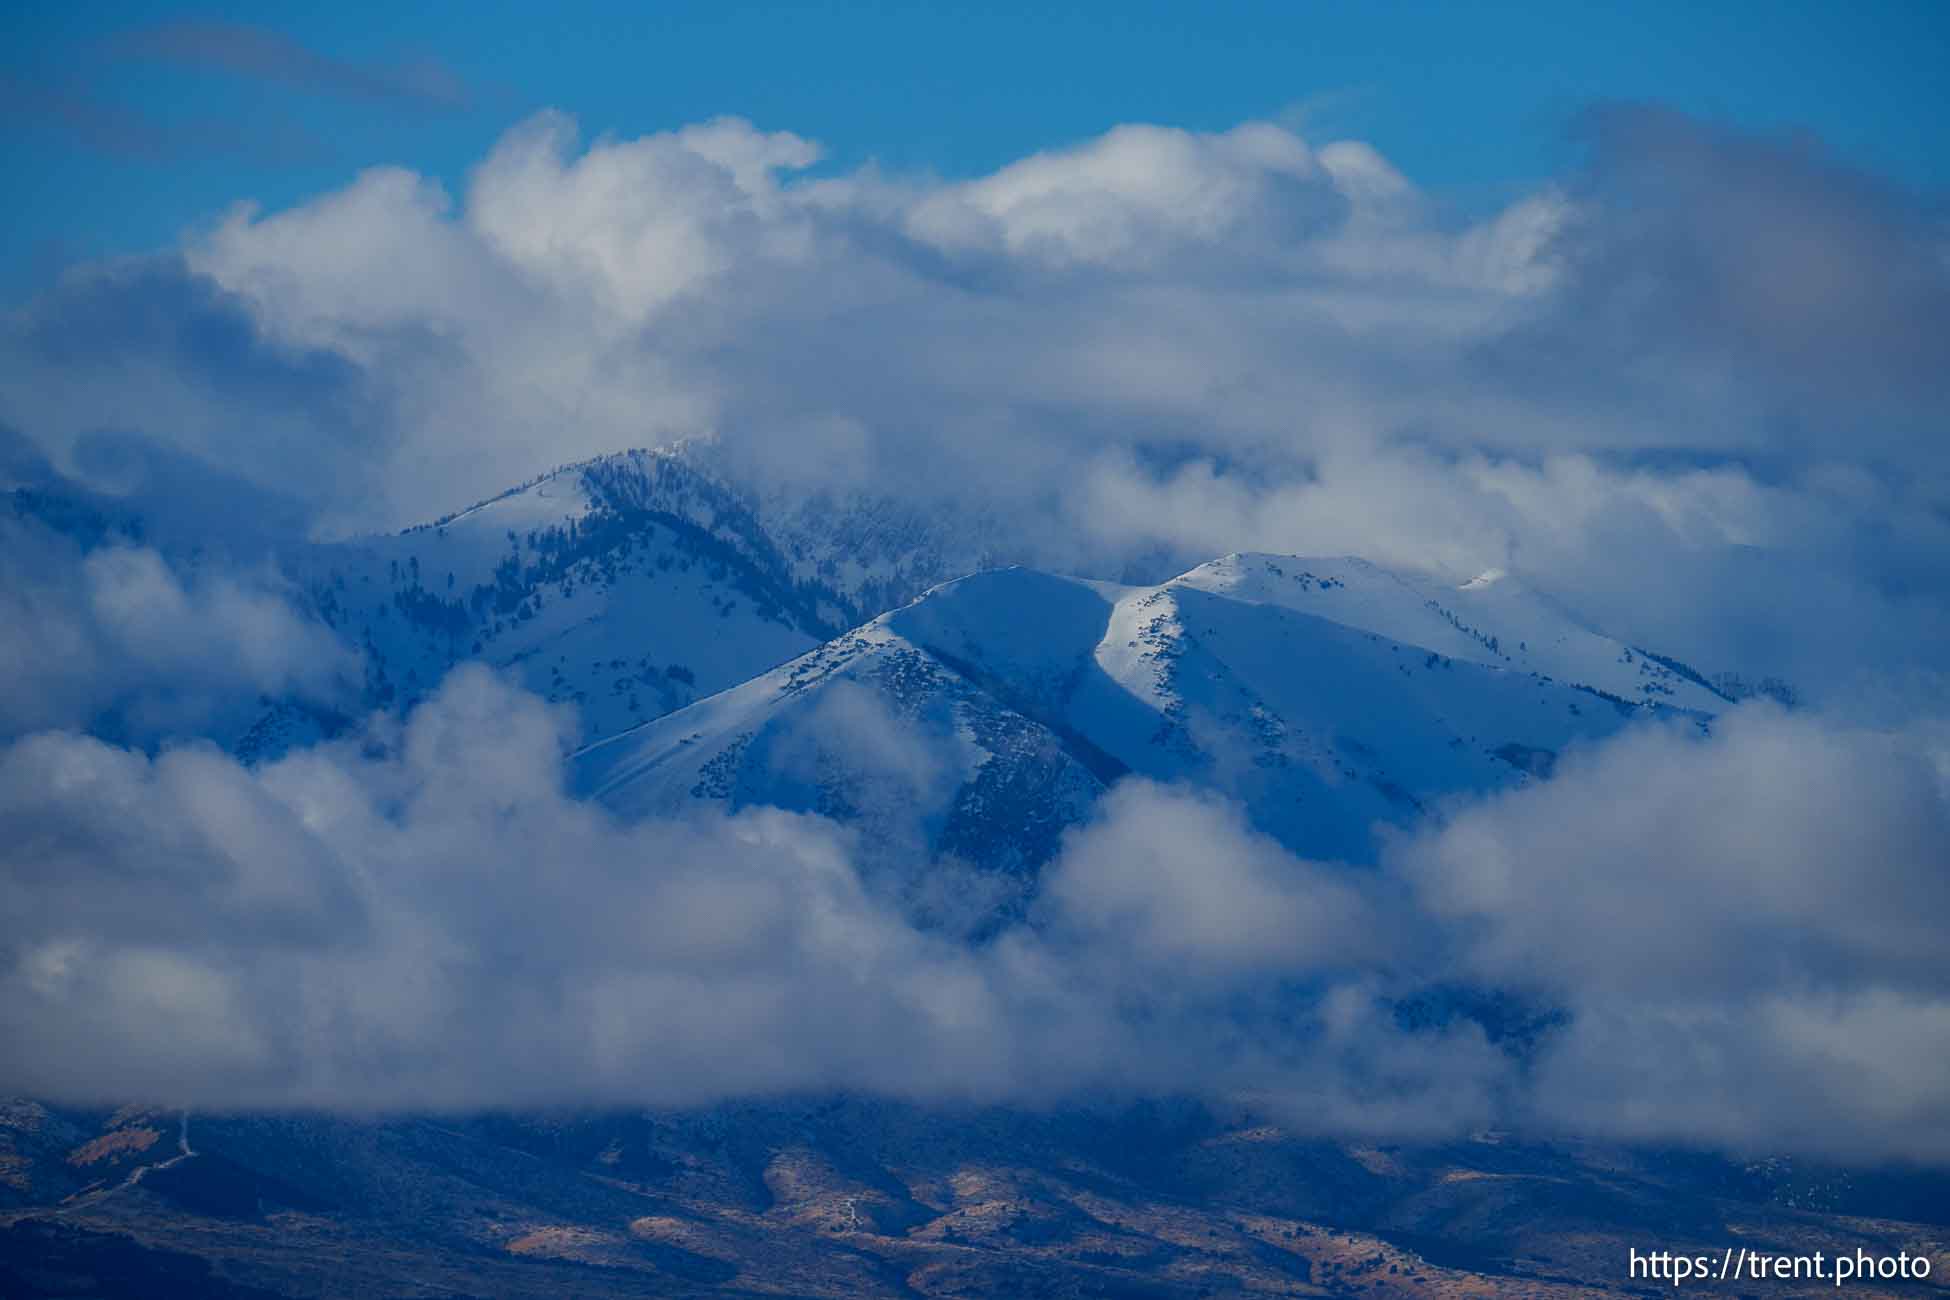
[887,556,1722,860]
[274,445,1018,751]
[576,616,1105,932]
[578,554,1726,878]
[1171,554,1729,712]
[288,465,820,747]
[590,441,1009,627]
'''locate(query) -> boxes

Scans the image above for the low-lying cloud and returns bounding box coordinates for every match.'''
[0,511,357,742]
[1395,707,1950,1160]
[3,668,1945,1162]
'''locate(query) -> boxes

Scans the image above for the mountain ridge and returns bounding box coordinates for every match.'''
[573,551,1728,907]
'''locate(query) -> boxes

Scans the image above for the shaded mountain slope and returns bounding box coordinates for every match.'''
[578,553,1725,876]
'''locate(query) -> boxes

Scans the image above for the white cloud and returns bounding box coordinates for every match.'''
[1,669,1010,1108]
[4,105,1941,702]
[0,515,358,740]
[0,667,1485,1121]
[908,122,1338,268]
[1040,780,1394,977]
[467,110,822,318]
[5,663,1946,1162]
[1390,706,1950,1160]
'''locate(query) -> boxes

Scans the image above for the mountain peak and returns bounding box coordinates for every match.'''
[577,549,1730,917]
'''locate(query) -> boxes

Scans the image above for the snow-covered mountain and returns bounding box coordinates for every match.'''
[274,444,1009,751]
[574,581,1114,931]
[575,552,1729,910]
[17,443,1737,856]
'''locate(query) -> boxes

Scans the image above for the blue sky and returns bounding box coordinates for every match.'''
[5,0,1946,293]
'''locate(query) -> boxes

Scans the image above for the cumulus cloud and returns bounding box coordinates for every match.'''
[2,104,1941,700]
[0,510,358,742]
[1040,781,1395,977]
[902,122,1351,268]
[1,257,394,529]
[1489,105,1950,472]
[1403,709,1950,1001]
[4,663,1946,1162]
[1392,706,1950,1161]
[0,668,1452,1117]
[1,669,994,1108]
[0,667,1465,1121]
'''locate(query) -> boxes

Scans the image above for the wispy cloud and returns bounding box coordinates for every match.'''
[116,20,473,112]
[0,68,328,163]
[0,70,167,158]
